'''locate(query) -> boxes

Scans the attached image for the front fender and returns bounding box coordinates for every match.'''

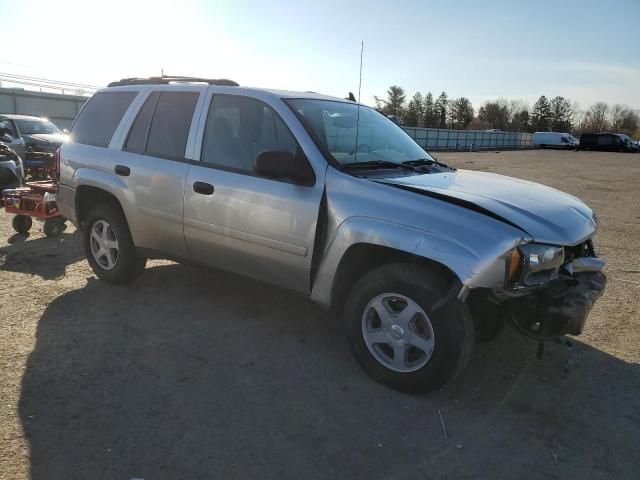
[310,216,526,308]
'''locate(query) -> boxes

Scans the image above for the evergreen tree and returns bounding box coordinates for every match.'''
[404,92,424,127]
[531,95,552,131]
[434,92,448,128]
[422,92,437,128]
[478,99,509,130]
[512,110,531,132]
[448,97,474,129]
[549,96,574,132]
[373,85,406,117]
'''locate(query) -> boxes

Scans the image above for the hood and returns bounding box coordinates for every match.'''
[24,133,68,145]
[379,169,596,246]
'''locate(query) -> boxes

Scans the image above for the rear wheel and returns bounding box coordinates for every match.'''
[12,214,32,234]
[83,204,146,284]
[343,263,474,393]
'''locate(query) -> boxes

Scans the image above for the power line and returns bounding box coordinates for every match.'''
[0,71,100,89]
[0,72,100,92]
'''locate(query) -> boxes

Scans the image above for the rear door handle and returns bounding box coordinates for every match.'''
[193,181,214,195]
[115,165,130,176]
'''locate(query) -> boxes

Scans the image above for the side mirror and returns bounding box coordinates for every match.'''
[254,150,315,186]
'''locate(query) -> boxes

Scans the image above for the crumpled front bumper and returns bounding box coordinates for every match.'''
[507,271,607,340]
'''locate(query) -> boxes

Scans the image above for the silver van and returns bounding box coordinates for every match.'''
[532,131,579,149]
[57,77,606,393]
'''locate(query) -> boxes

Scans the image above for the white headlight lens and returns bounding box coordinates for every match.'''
[517,244,565,286]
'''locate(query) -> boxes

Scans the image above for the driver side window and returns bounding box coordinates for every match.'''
[200,95,298,174]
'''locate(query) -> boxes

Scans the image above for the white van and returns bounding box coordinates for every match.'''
[533,132,578,149]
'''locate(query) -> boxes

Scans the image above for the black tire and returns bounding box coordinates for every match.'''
[12,214,32,234]
[540,144,546,149]
[82,204,147,284]
[343,263,474,394]
[43,218,65,237]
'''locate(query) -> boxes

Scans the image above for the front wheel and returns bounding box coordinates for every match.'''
[343,263,474,393]
[82,204,146,284]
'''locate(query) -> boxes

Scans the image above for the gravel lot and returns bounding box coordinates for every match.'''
[1,150,639,479]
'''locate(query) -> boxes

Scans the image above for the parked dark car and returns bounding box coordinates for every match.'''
[0,141,24,195]
[579,133,639,152]
[0,114,68,174]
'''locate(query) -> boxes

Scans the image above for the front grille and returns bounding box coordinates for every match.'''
[564,239,595,264]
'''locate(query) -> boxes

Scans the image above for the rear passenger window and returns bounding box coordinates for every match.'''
[146,92,199,159]
[125,92,159,153]
[200,95,298,173]
[71,91,137,147]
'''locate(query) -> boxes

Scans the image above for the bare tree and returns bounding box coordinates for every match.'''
[589,102,609,131]
[609,104,639,135]
[507,99,531,132]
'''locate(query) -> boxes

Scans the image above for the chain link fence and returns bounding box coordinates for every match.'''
[403,127,533,151]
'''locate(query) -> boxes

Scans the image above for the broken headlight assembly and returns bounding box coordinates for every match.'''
[506,243,565,288]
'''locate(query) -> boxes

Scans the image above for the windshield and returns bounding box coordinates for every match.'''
[15,119,62,135]
[286,99,434,166]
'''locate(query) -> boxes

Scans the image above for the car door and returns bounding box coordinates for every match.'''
[0,119,26,162]
[108,87,204,258]
[183,93,324,293]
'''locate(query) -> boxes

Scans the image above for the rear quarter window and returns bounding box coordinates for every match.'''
[71,91,137,147]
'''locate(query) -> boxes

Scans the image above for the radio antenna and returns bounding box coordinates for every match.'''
[354,41,364,162]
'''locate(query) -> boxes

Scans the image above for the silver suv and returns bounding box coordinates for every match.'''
[57,76,606,393]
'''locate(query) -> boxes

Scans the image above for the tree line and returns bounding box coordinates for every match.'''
[373,86,640,137]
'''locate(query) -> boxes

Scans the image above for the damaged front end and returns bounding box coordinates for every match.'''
[506,238,607,340]
[470,238,607,343]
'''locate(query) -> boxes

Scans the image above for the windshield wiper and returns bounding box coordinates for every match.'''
[341,160,419,172]
[402,158,455,171]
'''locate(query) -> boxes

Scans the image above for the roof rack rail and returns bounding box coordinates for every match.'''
[107,76,239,87]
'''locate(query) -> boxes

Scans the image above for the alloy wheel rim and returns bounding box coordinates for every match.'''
[361,293,435,373]
[89,219,119,271]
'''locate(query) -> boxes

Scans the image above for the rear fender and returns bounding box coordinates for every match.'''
[71,168,134,225]
[72,168,131,204]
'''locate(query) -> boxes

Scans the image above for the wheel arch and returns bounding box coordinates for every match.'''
[75,185,128,231]
[317,217,487,311]
[327,243,460,317]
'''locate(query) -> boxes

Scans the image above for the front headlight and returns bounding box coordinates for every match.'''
[506,243,565,287]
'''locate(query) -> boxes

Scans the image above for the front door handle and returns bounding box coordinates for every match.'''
[115,165,130,176]
[193,181,214,195]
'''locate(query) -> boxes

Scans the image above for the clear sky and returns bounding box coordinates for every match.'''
[1,0,638,110]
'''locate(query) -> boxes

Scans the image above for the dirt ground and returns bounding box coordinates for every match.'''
[1,150,639,480]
